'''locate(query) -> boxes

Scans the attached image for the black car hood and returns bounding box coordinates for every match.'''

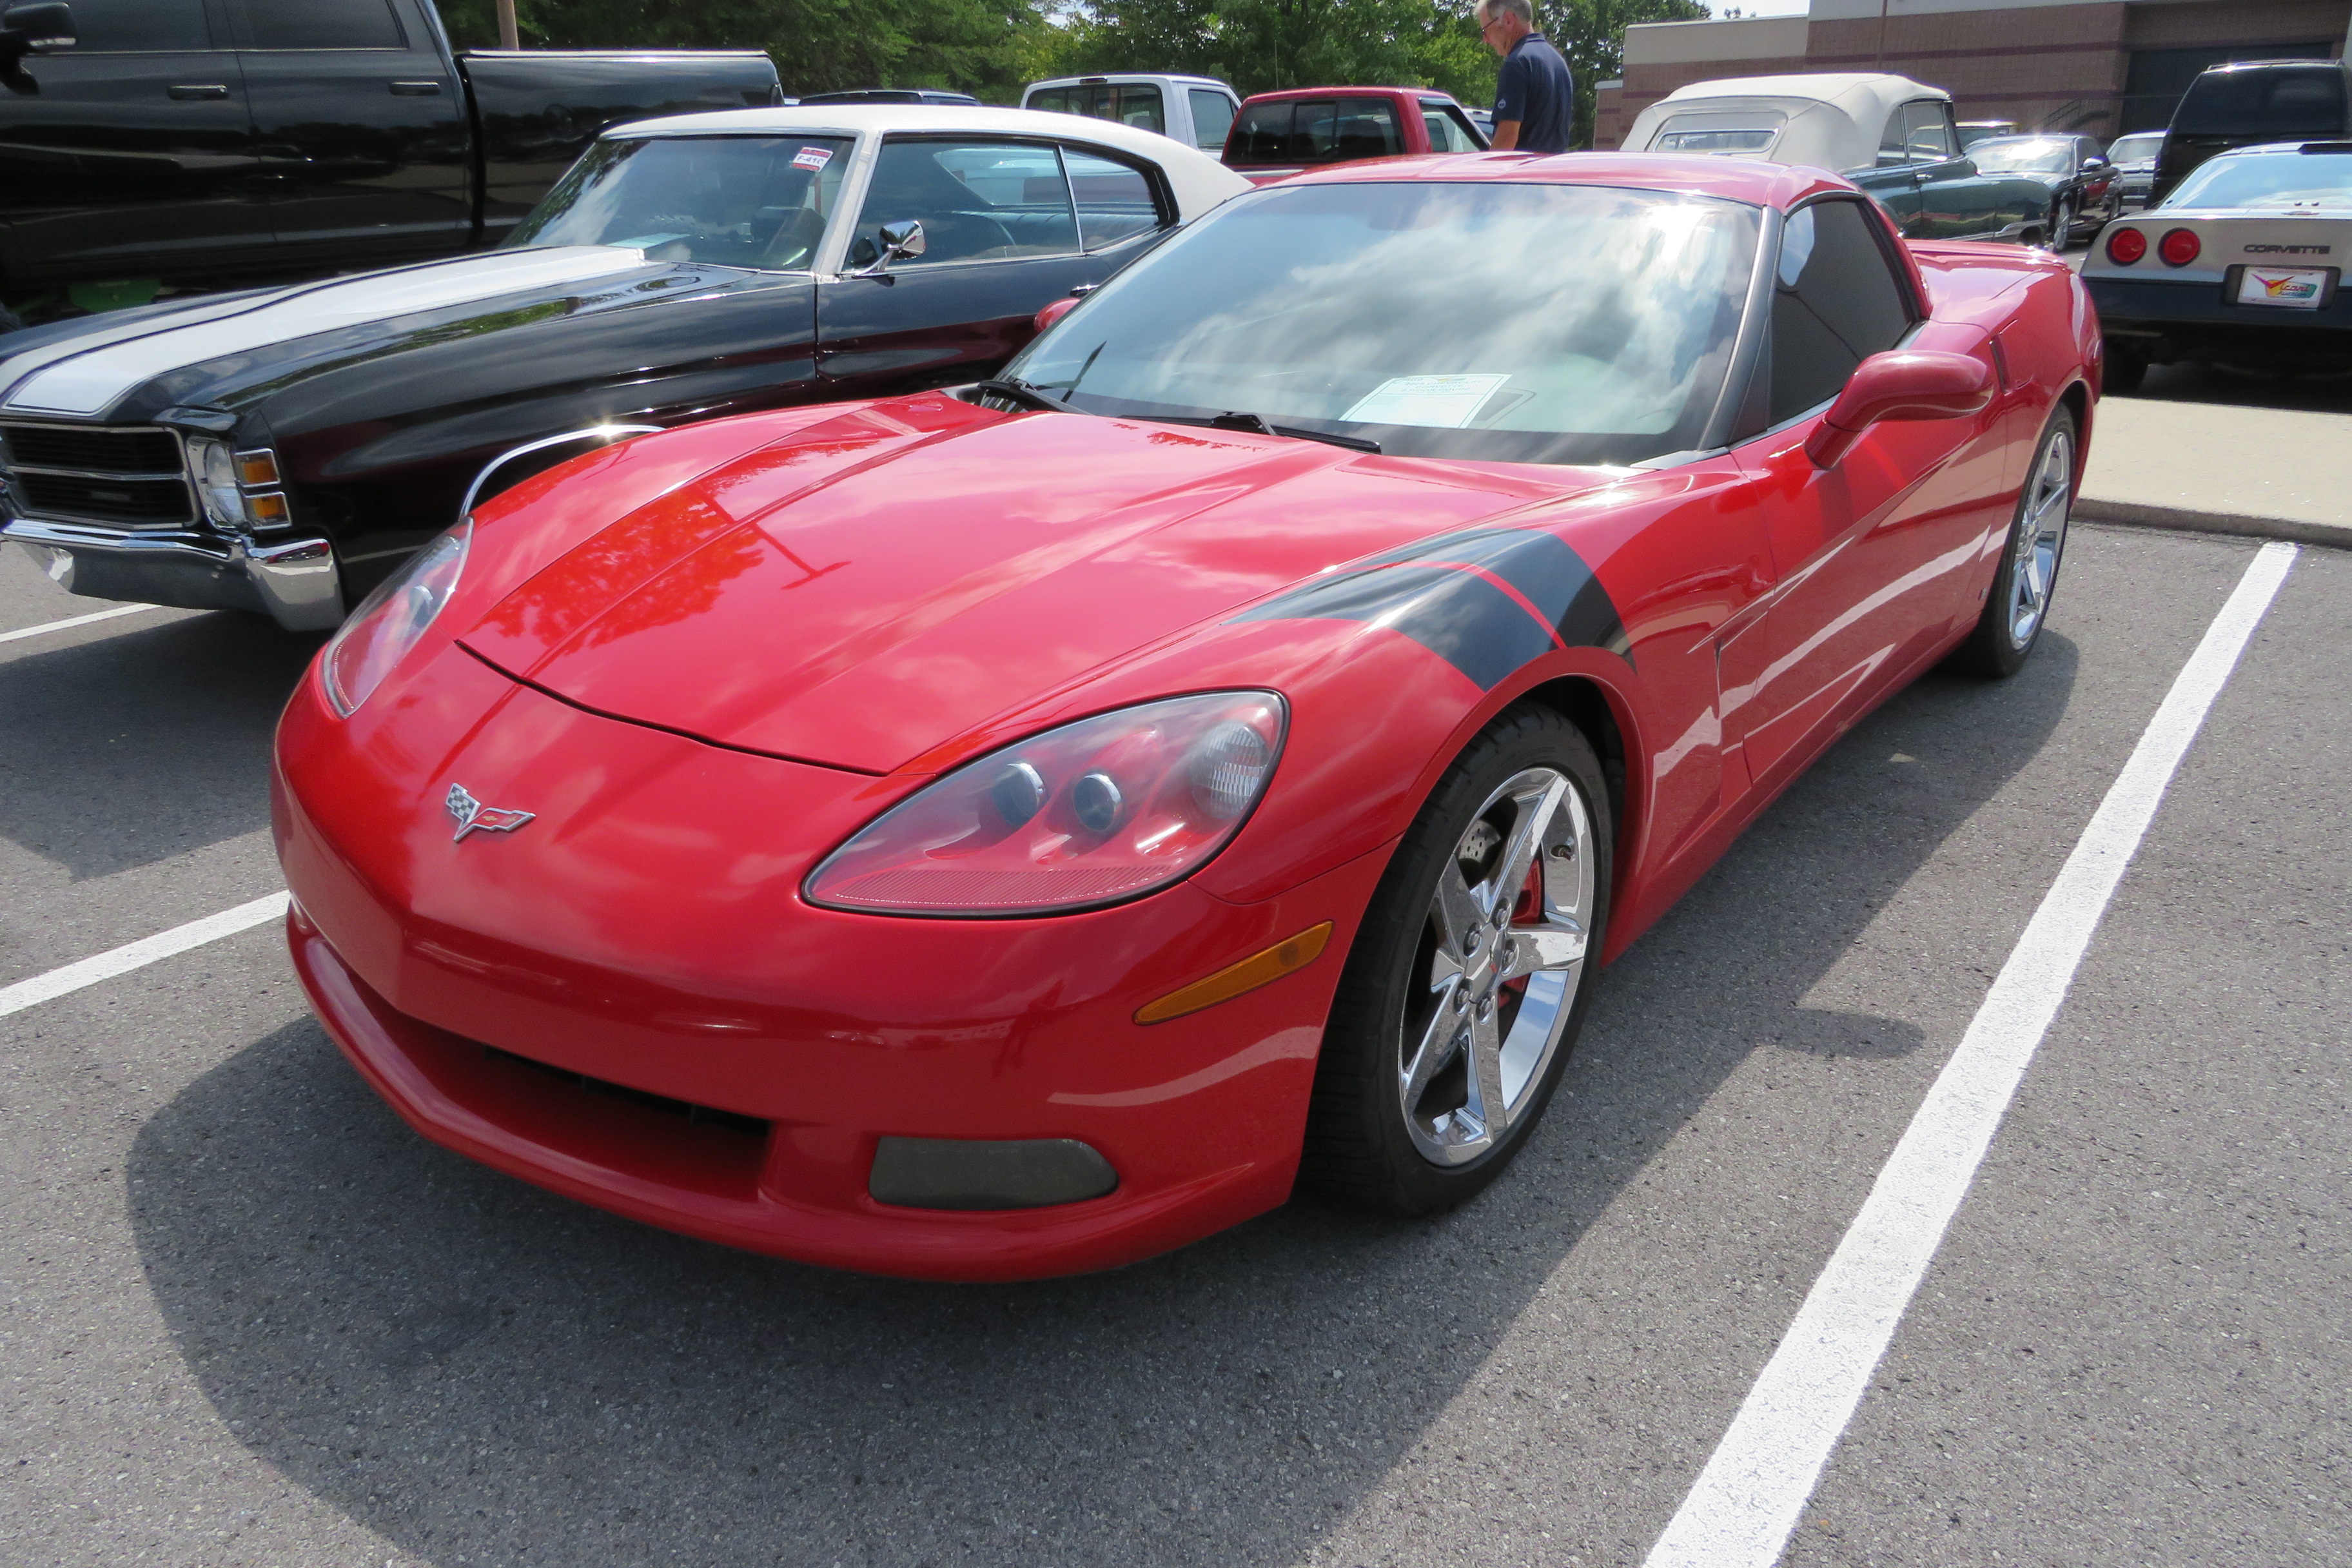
[0,246,767,426]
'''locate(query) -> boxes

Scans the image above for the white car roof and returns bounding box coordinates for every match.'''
[598,104,1249,219]
[1625,73,1947,175]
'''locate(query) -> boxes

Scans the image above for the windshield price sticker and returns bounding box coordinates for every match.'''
[1342,373,1511,429]
[792,146,834,172]
[2237,266,2329,309]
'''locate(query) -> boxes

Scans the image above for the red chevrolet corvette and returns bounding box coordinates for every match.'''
[273,153,2097,1282]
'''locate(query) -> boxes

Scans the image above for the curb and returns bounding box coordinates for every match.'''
[2074,496,2352,551]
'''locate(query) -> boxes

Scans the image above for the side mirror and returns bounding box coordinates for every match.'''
[854,219,925,277]
[1805,349,1994,468]
[1033,295,1080,335]
[2081,155,2110,172]
[0,2,75,58]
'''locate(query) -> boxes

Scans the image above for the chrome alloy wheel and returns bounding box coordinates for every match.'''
[2006,426,2073,649]
[1397,766,1594,1166]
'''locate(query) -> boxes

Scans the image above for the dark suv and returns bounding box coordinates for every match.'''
[2152,59,2352,204]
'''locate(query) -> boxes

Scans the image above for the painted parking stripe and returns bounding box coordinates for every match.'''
[0,892,290,1020]
[1643,540,2300,1568]
[0,603,155,645]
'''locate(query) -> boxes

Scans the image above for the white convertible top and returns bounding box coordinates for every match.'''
[602,104,1250,219]
[1624,74,1948,175]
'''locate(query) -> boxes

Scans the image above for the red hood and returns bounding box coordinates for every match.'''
[459,400,1612,773]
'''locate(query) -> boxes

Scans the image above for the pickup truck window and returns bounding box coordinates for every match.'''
[1031,83,1166,137]
[507,135,852,270]
[62,0,212,50]
[1189,88,1236,152]
[235,0,404,50]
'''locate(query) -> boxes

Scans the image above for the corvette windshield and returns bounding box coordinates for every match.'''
[1004,181,1759,467]
[506,135,851,270]
[2166,150,2352,210]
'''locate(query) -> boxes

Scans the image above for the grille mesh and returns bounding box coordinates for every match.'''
[2,423,195,527]
[4,424,183,474]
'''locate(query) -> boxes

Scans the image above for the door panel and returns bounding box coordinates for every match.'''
[226,0,471,259]
[0,0,268,282]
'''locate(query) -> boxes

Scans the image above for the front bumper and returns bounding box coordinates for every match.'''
[3,515,344,631]
[272,647,1369,1281]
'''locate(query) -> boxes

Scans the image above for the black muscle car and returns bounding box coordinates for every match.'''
[0,104,1246,629]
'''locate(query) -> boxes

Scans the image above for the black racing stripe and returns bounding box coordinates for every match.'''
[1233,527,1631,687]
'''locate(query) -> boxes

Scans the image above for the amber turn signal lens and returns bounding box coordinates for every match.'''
[246,492,289,524]
[2104,227,2146,265]
[2158,228,2200,267]
[1135,922,1333,1025]
[235,449,280,486]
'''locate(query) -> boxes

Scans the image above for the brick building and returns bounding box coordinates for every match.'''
[1592,0,2352,150]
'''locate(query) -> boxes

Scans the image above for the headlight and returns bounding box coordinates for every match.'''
[805,691,1287,916]
[320,520,471,717]
[186,436,289,530]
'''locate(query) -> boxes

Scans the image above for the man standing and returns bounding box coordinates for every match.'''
[1478,0,1576,154]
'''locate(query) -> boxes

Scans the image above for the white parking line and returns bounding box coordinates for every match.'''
[1643,540,2300,1568]
[0,892,291,1019]
[0,603,156,645]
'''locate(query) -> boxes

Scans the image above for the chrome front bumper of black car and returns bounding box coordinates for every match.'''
[3,515,344,631]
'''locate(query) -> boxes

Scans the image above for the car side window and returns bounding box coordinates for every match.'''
[849,141,1081,269]
[1768,201,1914,425]
[234,0,404,49]
[1189,88,1236,152]
[58,0,212,51]
[1422,102,1480,153]
[1906,101,1958,161]
[1063,147,1166,251]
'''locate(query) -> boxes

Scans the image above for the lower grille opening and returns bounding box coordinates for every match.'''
[14,471,197,526]
[4,424,182,473]
[482,1045,770,1142]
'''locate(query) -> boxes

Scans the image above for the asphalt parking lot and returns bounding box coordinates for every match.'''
[4,495,2347,1563]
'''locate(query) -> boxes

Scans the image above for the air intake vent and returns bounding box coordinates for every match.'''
[1,422,197,529]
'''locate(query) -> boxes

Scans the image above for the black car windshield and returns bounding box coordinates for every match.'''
[2166,150,2352,210]
[1003,181,1760,467]
[506,135,852,269]
[1966,138,2074,174]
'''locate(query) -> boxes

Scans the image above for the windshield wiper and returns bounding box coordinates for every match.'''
[1157,410,1381,454]
[970,376,1068,412]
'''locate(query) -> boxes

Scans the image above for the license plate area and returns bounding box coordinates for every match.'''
[2228,264,2337,310]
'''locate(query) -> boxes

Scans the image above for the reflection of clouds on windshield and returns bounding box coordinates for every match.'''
[1043,184,1751,451]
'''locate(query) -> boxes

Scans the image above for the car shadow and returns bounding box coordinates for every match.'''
[0,610,321,879]
[2122,359,2352,414]
[126,636,2077,1567]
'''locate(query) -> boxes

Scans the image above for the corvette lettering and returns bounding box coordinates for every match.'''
[445,783,535,841]
[2244,244,2330,255]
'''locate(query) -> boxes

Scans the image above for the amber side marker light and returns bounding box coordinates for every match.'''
[1135,922,1334,1025]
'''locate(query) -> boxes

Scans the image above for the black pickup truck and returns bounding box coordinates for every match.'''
[0,0,779,315]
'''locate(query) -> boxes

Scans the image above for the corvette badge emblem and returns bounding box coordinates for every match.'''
[446,783,534,841]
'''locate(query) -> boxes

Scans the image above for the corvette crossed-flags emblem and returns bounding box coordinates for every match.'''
[445,783,535,841]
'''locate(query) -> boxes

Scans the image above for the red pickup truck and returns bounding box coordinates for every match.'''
[1222,86,1489,184]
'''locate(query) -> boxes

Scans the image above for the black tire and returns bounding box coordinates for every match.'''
[1948,405,2077,678]
[1301,704,1612,1215]
[2104,342,2148,395]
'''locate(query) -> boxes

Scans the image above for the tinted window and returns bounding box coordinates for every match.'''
[57,0,210,51]
[1005,181,1761,467]
[1769,201,1913,424]
[850,141,1080,267]
[1064,148,1162,250]
[1189,88,1235,152]
[507,136,851,269]
[2174,66,2349,137]
[238,0,403,49]
[1028,86,1075,114]
[1230,101,1292,162]
[1113,84,1164,134]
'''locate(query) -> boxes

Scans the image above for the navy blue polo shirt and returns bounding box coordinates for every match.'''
[1493,32,1576,154]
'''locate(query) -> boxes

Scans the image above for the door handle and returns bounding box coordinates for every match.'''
[168,84,230,100]
[388,80,444,95]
